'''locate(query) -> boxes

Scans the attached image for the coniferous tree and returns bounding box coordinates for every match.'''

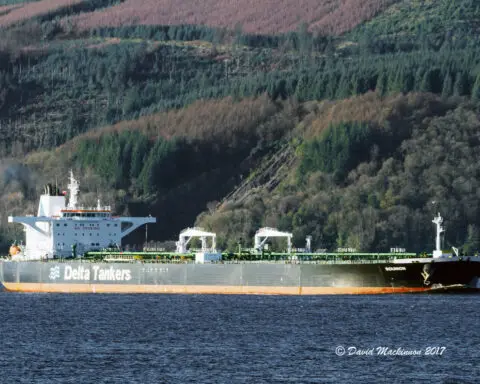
[453,72,470,96]
[376,71,388,97]
[441,73,453,98]
[471,74,480,101]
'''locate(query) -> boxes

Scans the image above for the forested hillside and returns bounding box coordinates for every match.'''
[197,93,480,253]
[0,0,480,253]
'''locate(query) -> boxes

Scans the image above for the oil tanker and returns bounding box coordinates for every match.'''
[1,171,480,294]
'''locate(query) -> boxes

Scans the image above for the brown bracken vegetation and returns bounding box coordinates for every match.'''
[63,95,284,148]
[300,92,455,139]
[67,0,400,35]
[0,0,83,27]
[0,4,21,17]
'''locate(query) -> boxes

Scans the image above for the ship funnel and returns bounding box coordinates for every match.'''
[38,182,66,216]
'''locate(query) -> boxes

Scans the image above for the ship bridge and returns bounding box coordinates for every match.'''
[8,170,156,260]
[60,203,112,218]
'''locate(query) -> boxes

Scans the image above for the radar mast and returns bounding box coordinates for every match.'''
[67,170,79,209]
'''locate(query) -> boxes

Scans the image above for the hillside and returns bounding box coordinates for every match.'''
[0,0,88,27]
[0,0,400,35]
[65,0,399,35]
[1,28,480,156]
[356,0,480,37]
[1,0,480,253]
[1,95,301,247]
[2,92,480,254]
[197,93,480,253]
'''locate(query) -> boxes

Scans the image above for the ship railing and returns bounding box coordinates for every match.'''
[137,259,400,265]
[63,206,112,212]
[35,258,415,265]
[220,260,397,265]
[104,256,135,262]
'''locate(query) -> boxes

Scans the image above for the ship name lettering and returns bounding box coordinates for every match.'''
[74,225,99,231]
[385,267,407,271]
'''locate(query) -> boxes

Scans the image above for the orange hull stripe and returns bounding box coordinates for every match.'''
[2,283,431,294]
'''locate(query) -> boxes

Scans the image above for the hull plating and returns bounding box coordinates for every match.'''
[1,260,479,294]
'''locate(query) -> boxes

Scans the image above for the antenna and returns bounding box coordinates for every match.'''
[67,170,79,209]
[432,212,444,258]
[305,236,312,253]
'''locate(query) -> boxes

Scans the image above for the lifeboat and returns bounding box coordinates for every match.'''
[9,244,22,256]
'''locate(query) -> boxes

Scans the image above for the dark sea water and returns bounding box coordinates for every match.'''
[0,292,478,384]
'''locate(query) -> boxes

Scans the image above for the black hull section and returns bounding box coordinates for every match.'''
[1,260,480,294]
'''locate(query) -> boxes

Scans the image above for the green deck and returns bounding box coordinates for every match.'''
[82,251,421,262]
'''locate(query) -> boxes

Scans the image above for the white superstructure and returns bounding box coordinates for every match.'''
[8,171,156,260]
[175,227,217,253]
[175,227,221,263]
[254,227,293,253]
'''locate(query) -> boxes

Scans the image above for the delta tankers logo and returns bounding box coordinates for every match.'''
[49,266,61,280]
[48,265,132,282]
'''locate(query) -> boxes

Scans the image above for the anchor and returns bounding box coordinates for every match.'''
[422,264,434,286]
[421,270,431,286]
